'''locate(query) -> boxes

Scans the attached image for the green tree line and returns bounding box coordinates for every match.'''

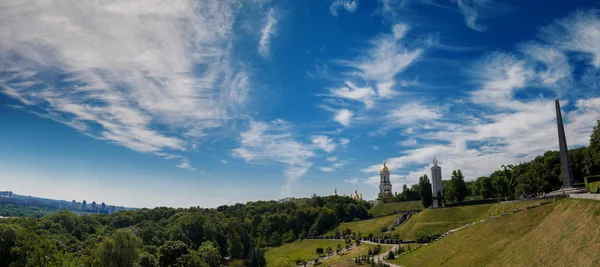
[0,195,371,266]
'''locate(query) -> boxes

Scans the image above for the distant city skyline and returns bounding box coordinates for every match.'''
[1,0,600,208]
[0,190,133,214]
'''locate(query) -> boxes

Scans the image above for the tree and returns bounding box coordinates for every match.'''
[326,247,332,255]
[247,246,266,267]
[159,241,189,267]
[589,120,600,174]
[0,224,18,266]
[138,252,159,267]
[418,175,433,208]
[97,229,141,267]
[490,171,510,198]
[316,247,324,255]
[387,250,395,260]
[452,170,468,202]
[197,241,221,267]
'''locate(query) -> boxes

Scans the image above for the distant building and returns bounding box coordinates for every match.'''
[91,201,97,211]
[81,200,87,211]
[101,202,106,211]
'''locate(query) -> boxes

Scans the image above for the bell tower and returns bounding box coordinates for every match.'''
[379,161,393,198]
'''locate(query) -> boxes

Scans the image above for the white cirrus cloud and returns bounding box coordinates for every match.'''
[400,137,417,146]
[232,119,314,197]
[327,156,337,162]
[343,178,359,184]
[333,109,354,127]
[258,8,277,58]
[0,0,256,170]
[540,9,600,68]
[457,0,488,32]
[319,167,335,172]
[339,138,350,146]
[387,102,443,124]
[329,81,377,108]
[312,135,337,153]
[330,0,359,16]
[392,23,409,40]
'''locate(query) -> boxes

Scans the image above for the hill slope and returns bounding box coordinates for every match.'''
[390,199,600,267]
[368,201,423,217]
[394,199,547,240]
[325,214,399,236]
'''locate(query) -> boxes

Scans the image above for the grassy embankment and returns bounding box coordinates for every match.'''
[324,214,399,236]
[390,198,600,267]
[265,239,392,267]
[368,201,424,217]
[394,198,548,240]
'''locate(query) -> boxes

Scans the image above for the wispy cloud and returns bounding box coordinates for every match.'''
[457,0,487,32]
[329,82,377,108]
[0,0,254,170]
[232,119,314,197]
[330,0,359,16]
[387,102,443,124]
[312,135,337,153]
[399,137,417,146]
[333,109,354,127]
[539,9,600,68]
[321,23,426,128]
[258,8,278,58]
[342,178,359,184]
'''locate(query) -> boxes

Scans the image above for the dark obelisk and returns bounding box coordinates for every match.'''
[555,99,574,188]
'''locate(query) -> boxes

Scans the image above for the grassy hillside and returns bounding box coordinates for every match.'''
[368,201,424,217]
[265,240,345,265]
[394,199,548,240]
[325,214,399,236]
[265,240,392,267]
[390,199,600,267]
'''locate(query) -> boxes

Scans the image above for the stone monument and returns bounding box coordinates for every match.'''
[431,157,444,208]
[555,99,574,188]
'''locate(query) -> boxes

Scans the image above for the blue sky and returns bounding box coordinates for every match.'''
[1,0,600,208]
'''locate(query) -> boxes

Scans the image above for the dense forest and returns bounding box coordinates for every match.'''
[0,195,371,266]
[394,120,600,206]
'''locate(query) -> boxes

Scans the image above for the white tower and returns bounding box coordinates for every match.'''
[431,157,444,208]
[379,162,393,198]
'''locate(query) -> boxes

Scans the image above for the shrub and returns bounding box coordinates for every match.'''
[373,244,382,255]
[415,231,441,243]
[387,250,395,260]
[584,175,600,193]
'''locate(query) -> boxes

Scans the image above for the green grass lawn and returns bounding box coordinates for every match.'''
[368,201,424,217]
[389,199,600,267]
[265,240,393,267]
[394,198,549,241]
[265,240,346,266]
[325,214,399,236]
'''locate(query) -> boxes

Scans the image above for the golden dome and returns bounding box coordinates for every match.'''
[380,161,389,172]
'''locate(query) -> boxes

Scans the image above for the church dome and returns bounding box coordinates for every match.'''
[380,161,389,172]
